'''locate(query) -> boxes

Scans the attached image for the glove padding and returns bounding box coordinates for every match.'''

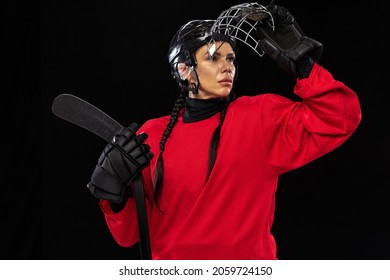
[257,4,323,78]
[87,123,153,204]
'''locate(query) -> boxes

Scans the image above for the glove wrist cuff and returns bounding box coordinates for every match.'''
[296,55,314,79]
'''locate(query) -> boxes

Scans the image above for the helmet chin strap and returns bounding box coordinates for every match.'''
[180,80,199,95]
[184,69,200,95]
[189,83,199,95]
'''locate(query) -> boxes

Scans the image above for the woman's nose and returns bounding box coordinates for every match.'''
[222,60,233,73]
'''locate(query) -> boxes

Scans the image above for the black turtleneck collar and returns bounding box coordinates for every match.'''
[183,97,226,123]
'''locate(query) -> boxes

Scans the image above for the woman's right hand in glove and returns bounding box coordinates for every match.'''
[87,123,153,204]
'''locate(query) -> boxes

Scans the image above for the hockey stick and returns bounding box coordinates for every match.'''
[51,93,152,260]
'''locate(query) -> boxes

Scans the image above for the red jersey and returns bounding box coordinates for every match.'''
[99,63,361,259]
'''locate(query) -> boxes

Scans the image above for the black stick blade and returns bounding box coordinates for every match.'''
[51,93,123,142]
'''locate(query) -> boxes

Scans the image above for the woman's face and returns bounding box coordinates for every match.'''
[186,41,236,99]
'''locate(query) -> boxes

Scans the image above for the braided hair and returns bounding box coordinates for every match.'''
[153,90,236,208]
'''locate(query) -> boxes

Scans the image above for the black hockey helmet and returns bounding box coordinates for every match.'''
[168,19,237,93]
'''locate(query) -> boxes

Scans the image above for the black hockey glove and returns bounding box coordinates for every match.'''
[257,4,323,78]
[87,123,153,204]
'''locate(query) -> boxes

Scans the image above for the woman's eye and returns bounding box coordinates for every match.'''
[227,55,235,62]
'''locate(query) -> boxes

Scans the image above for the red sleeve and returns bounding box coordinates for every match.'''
[260,63,362,174]
[99,197,139,247]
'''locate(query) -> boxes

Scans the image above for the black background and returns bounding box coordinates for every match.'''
[2,0,389,259]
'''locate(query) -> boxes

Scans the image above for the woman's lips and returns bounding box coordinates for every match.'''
[219,79,232,86]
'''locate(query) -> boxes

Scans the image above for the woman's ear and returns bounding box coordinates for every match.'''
[177,63,192,81]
